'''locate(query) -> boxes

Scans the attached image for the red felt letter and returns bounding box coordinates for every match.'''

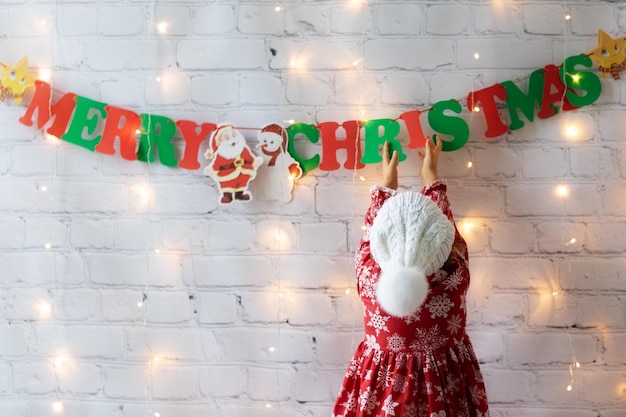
[95,106,141,161]
[19,80,76,138]
[467,84,509,138]
[538,64,577,119]
[398,110,427,149]
[176,120,217,170]
[318,120,365,171]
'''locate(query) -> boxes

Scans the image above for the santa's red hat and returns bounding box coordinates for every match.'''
[258,123,288,151]
[209,124,236,153]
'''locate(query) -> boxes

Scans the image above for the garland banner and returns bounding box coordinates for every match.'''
[2,30,625,176]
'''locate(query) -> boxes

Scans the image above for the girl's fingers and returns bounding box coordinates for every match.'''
[382,141,390,165]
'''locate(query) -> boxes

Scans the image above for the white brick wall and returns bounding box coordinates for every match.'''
[1,1,625,416]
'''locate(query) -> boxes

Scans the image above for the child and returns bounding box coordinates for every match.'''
[332,138,489,417]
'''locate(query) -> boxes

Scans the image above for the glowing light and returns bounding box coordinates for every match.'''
[44,133,60,144]
[575,361,581,368]
[285,119,295,124]
[154,413,161,417]
[152,356,160,364]
[40,185,48,192]
[473,52,480,60]
[564,123,578,139]
[473,106,481,112]
[155,76,162,83]
[556,185,569,198]
[467,161,473,169]
[552,291,559,296]
[52,401,64,413]
[131,183,153,208]
[39,68,52,82]
[268,346,276,353]
[566,384,573,391]
[156,21,169,34]
[361,225,366,231]
[54,355,69,369]
[154,248,160,254]
[352,58,363,66]
[137,301,144,308]
[135,129,142,135]
[565,14,571,21]
[266,403,272,409]
[571,74,580,83]
[39,302,52,317]
[44,243,52,250]
[275,6,281,12]
[359,175,366,182]
[345,288,351,295]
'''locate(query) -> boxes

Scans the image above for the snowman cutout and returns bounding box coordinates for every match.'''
[253,123,303,203]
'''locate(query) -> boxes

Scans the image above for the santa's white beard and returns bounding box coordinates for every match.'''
[217,140,245,160]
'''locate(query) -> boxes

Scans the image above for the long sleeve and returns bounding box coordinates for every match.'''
[363,185,396,230]
[420,180,453,221]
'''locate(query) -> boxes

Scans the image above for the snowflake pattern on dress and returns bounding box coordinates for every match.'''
[332,183,489,417]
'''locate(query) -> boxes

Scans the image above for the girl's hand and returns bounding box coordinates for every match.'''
[418,135,442,186]
[381,141,399,190]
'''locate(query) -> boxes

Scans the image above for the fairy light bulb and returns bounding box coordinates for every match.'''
[266,403,272,409]
[268,346,276,353]
[345,288,351,295]
[473,106,480,112]
[566,383,573,391]
[39,302,52,317]
[571,74,580,83]
[352,58,363,67]
[556,185,569,198]
[359,175,365,182]
[40,185,48,192]
[473,52,480,60]
[156,21,169,34]
[52,401,64,413]
[274,6,281,12]
[152,356,160,364]
[552,290,559,296]
[39,68,52,82]
[44,243,52,250]
[565,14,571,21]
[467,161,473,169]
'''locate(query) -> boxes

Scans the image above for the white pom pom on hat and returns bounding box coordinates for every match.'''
[370,191,455,318]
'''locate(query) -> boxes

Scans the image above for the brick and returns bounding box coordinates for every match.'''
[278,255,353,289]
[286,74,332,106]
[285,5,330,35]
[537,221,585,254]
[521,147,566,179]
[70,218,116,249]
[100,78,144,107]
[85,39,176,70]
[99,7,144,36]
[0,324,27,356]
[576,295,625,328]
[474,147,519,179]
[126,328,206,362]
[55,289,100,321]
[490,221,536,254]
[12,363,56,394]
[505,184,600,216]
[161,218,207,251]
[563,258,626,291]
[467,330,505,364]
[102,366,150,399]
[569,146,616,179]
[314,332,361,366]
[294,369,336,401]
[601,182,626,216]
[528,292,577,328]
[217,328,314,363]
[522,5,565,35]
[206,220,253,251]
[604,333,626,364]
[426,5,470,35]
[57,7,98,36]
[145,72,190,106]
[331,4,373,34]
[475,5,521,35]
[11,8,53,37]
[507,333,597,365]
[10,144,54,176]
[239,5,283,35]
[152,366,198,399]
[570,6,618,36]
[241,291,287,323]
[34,325,124,359]
[191,75,236,106]
[0,10,7,37]
[599,111,626,142]
[299,222,347,253]
[377,4,424,35]
[316,184,369,216]
[254,220,298,252]
[23,216,66,249]
[247,366,292,401]
[192,5,236,35]
[449,184,502,218]
[477,293,526,326]
[534,370,582,403]
[458,39,552,70]
[481,368,531,403]
[239,74,282,106]
[145,291,193,324]
[178,40,265,70]
[470,257,556,291]
[199,366,246,397]
[186,255,274,288]
[101,289,146,322]
[154,5,190,36]
[365,39,454,70]
[380,74,429,106]
[586,222,626,253]
[57,364,101,394]
[287,292,334,326]
[582,370,626,405]
[115,217,160,251]
[333,291,362,328]
[335,73,378,106]
[0,403,27,417]
[0,217,23,249]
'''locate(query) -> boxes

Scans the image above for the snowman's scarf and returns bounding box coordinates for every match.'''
[260,147,282,166]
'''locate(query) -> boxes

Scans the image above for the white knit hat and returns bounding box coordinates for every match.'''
[370,191,455,317]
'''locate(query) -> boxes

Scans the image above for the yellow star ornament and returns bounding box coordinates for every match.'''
[588,29,626,80]
[0,56,35,104]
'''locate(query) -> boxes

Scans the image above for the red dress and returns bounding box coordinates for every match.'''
[333,181,490,417]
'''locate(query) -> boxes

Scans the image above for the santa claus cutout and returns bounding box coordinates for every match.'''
[203,124,263,205]
[253,123,303,203]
